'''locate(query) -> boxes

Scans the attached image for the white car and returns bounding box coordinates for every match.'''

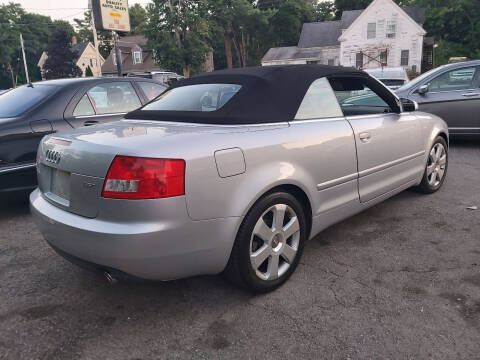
[365,67,410,90]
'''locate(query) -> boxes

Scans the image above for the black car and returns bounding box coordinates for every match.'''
[396,60,480,137]
[0,77,166,196]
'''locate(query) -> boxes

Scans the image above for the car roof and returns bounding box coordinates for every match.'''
[126,65,380,125]
[188,64,362,82]
[437,59,480,70]
[364,68,409,81]
[32,77,163,88]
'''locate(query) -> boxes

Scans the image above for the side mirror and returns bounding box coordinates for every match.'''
[418,84,429,95]
[400,98,418,112]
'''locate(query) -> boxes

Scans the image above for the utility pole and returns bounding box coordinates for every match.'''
[113,31,122,77]
[89,0,102,76]
[19,33,30,85]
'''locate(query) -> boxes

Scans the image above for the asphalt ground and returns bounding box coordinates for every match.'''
[0,140,479,360]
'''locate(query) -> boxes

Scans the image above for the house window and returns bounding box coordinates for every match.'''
[367,23,376,39]
[90,58,93,67]
[380,50,387,65]
[133,51,142,64]
[356,52,363,69]
[328,59,334,66]
[386,21,396,38]
[401,50,409,66]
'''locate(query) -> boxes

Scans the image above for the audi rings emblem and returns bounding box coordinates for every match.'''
[45,150,61,164]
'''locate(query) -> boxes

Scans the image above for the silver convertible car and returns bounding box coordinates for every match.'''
[31,65,449,292]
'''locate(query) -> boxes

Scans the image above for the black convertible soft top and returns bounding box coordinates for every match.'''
[125,65,375,125]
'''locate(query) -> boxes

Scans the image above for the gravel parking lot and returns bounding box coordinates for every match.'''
[1,141,479,360]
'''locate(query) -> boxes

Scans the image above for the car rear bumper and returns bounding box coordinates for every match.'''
[30,188,240,280]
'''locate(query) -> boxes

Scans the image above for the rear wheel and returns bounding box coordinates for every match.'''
[224,192,307,293]
[416,136,448,194]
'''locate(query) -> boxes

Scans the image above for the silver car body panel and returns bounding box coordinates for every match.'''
[31,110,448,280]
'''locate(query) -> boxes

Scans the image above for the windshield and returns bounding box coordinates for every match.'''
[141,83,242,112]
[380,79,406,87]
[0,84,57,117]
[397,65,447,92]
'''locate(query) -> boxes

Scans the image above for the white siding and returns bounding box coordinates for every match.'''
[339,0,425,72]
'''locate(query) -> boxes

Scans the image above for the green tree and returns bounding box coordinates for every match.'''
[314,1,335,22]
[0,3,23,88]
[334,0,372,18]
[43,28,82,79]
[129,4,148,34]
[18,12,54,84]
[207,0,273,68]
[52,20,76,38]
[145,0,210,77]
[85,65,94,77]
[73,11,113,59]
[269,0,315,47]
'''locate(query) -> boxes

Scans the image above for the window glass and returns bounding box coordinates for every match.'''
[133,51,142,64]
[0,84,57,118]
[397,65,447,92]
[329,77,392,116]
[380,79,406,87]
[386,21,396,38]
[73,94,95,116]
[138,82,167,101]
[141,84,241,112]
[87,82,141,114]
[401,50,409,66]
[380,50,387,65]
[367,23,376,39]
[428,67,477,92]
[295,77,343,120]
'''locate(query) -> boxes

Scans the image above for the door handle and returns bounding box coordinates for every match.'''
[461,93,479,97]
[84,120,99,126]
[359,132,371,143]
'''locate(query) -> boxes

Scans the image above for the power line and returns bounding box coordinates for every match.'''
[23,8,88,11]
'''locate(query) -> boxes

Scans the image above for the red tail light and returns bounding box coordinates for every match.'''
[102,156,185,200]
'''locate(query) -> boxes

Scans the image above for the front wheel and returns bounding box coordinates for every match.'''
[416,136,448,194]
[224,192,307,293]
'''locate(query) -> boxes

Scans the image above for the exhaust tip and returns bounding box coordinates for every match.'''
[104,271,118,285]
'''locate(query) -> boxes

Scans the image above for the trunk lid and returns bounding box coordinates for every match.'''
[37,119,250,218]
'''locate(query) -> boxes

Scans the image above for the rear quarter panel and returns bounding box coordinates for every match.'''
[184,119,358,221]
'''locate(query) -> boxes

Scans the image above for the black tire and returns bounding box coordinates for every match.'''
[416,136,448,194]
[223,192,307,293]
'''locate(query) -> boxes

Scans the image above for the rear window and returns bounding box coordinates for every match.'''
[380,79,406,87]
[0,84,57,117]
[141,84,241,112]
[137,82,167,101]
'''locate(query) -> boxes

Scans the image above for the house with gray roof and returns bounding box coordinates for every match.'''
[38,38,105,79]
[101,35,162,77]
[262,0,434,73]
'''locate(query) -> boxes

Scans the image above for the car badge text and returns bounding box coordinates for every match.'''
[45,150,61,164]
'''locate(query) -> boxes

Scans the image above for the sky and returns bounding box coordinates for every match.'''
[0,0,152,23]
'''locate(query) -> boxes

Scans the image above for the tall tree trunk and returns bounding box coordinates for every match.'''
[7,63,15,88]
[224,32,233,69]
[231,34,242,67]
[183,64,190,78]
[240,27,247,67]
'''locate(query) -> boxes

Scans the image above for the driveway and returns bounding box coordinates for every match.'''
[0,141,479,360]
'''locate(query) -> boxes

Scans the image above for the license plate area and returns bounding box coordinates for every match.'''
[44,168,71,207]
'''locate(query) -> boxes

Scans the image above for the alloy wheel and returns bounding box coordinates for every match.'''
[427,143,447,187]
[249,204,300,281]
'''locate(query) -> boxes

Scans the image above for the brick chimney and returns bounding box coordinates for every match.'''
[72,36,77,45]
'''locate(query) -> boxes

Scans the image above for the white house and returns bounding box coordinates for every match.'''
[38,38,105,79]
[262,0,434,73]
